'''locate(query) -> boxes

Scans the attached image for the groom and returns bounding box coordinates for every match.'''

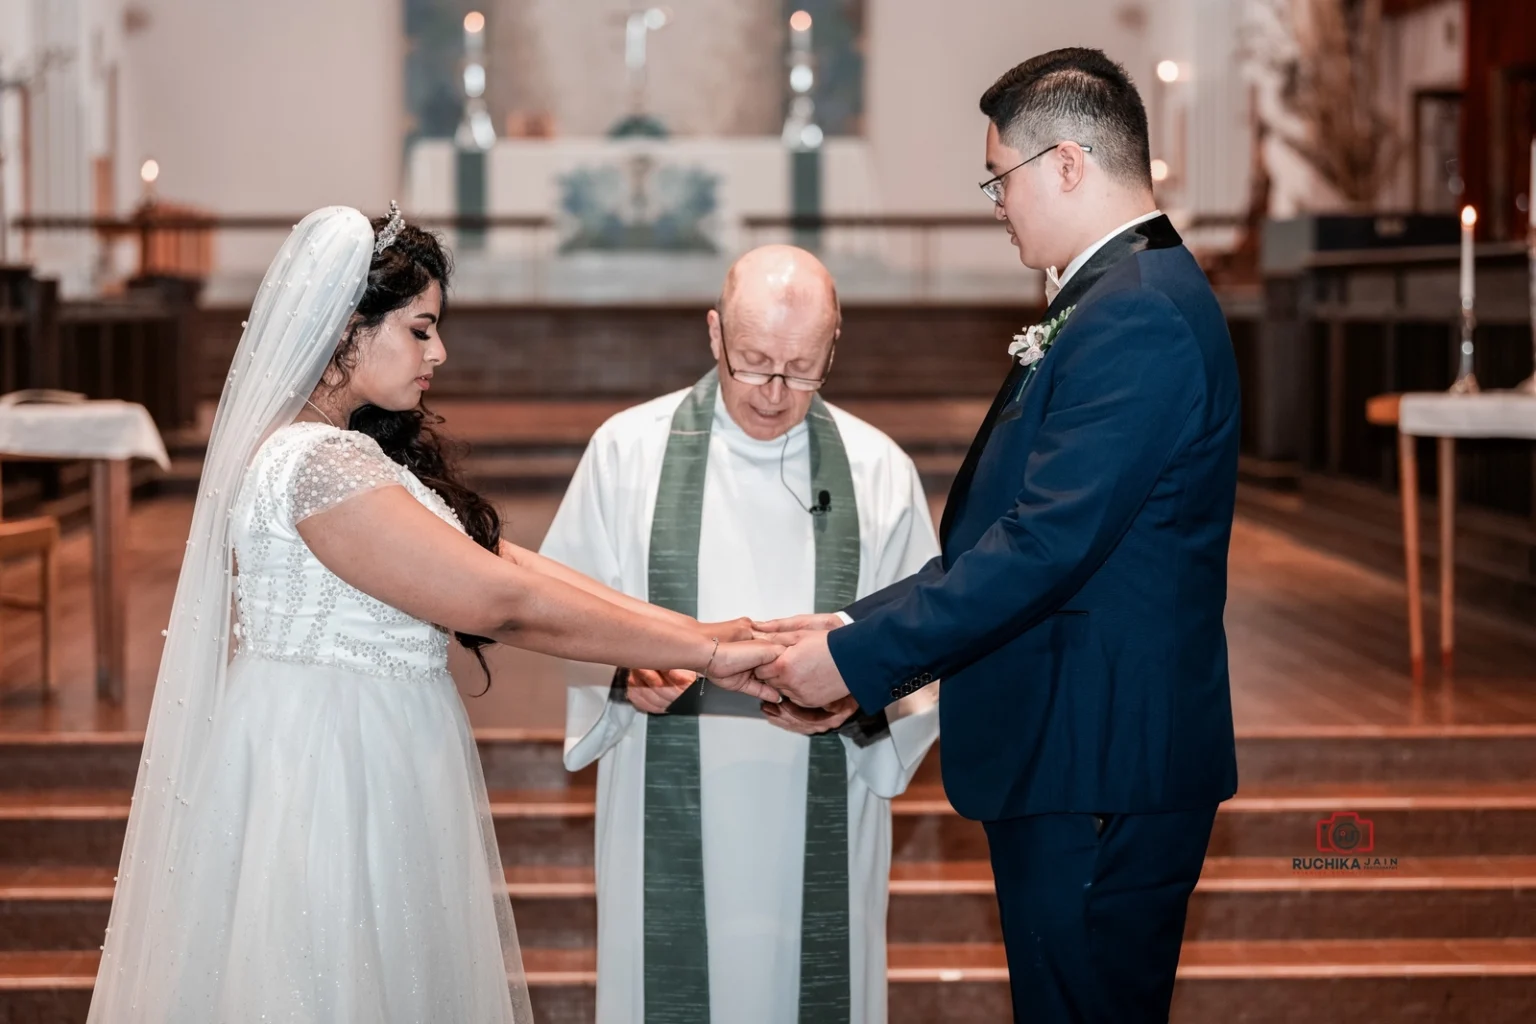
[756,47,1240,1022]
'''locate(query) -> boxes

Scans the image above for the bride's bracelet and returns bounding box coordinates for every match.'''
[703,637,721,678]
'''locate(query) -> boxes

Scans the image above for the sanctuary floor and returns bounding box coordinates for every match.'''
[3,493,1535,1023]
[1,493,1532,738]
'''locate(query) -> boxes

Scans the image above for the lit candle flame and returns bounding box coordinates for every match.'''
[790,10,812,32]
[464,11,485,34]
[1460,205,1477,228]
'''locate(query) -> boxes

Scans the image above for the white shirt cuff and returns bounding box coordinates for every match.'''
[835,611,854,626]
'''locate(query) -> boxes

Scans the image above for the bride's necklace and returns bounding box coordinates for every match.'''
[304,400,337,428]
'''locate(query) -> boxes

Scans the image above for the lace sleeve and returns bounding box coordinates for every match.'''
[287,430,406,524]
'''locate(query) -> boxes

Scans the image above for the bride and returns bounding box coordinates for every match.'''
[86,206,782,1023]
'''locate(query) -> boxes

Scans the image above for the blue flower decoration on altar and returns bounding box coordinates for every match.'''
[557,156,720,253]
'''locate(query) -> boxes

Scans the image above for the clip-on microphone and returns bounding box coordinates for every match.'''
[780,433,833,516]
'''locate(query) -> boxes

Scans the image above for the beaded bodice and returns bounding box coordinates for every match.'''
[230,422,463,678]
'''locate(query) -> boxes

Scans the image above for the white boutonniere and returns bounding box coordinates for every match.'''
[1007,305,1076,368]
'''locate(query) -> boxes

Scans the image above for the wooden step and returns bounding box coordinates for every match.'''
[0,732,597,792]
[0,785,993,866]
[886,856,1536,945]
[1210,782,1536,857]
[8,727,1536,793]
[7,940,1534,985]
[9,857,1536,950]
[5,942,1534,1024]
[8,779,1535,818]
[1233,728,1536,784]
[8,782,1536,866]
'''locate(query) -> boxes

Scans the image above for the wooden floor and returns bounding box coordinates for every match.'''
[0,491,1532,737]
[4,404,1534,1021]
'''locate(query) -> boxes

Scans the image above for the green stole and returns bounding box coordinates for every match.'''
[643,369,859,1023]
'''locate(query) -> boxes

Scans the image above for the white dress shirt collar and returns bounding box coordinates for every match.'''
[1045,209,1163,302]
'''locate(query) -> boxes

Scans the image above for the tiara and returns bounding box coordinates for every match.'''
[374,201,405,255]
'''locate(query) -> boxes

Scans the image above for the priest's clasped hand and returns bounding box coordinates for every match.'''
[626,668,697,714]
[749,615,853,710]
[760,695,859,734]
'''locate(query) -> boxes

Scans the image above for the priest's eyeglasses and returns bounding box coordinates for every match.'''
[722,342,836,392]
[979,142,1093,205]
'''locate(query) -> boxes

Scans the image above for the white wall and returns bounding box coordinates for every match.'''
[857,0,1252,280]
[117,0,405,275]
[11,0,1266,296]
[863,0,1207,212]
[4,0,406,289]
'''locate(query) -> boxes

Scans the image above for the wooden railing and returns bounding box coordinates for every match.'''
[14,212,558,281]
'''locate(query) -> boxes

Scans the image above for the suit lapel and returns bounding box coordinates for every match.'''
[938,360,1024,542]
[938,215,1183,546]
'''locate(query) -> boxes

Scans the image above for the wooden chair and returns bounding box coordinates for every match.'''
[0,474,61,694]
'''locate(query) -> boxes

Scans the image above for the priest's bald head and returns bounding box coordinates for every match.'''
[706,245,841,441]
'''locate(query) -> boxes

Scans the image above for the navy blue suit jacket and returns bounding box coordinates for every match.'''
[828,217,1240,822]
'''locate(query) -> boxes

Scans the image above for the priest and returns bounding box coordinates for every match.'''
[541,244,940,1024]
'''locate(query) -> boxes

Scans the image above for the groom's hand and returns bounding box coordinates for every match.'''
[752,612,845,640]
[753,629,851,709]
[625,668,696,715]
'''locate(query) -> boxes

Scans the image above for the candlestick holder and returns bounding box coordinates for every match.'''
[1449,304,1479,394]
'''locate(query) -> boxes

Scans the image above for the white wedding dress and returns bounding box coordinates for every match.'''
[129,421,528,1021]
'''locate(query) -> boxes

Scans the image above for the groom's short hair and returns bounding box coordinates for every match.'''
[980,47,1153,192]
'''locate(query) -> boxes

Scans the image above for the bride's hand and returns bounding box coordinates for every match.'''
[706,639,785,703]
[699,617,754,643]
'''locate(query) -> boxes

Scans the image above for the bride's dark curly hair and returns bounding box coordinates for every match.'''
[323,216,501,686]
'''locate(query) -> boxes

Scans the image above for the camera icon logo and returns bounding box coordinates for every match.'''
[1316,811,1375,854]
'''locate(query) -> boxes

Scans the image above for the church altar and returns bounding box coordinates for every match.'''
[402,137,1032,304]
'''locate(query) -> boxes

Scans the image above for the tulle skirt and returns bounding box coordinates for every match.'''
[122,655,531,1023]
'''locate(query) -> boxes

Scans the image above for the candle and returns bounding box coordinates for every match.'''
[1459,205,1477,311]
[1530,137,1535,230]
[464,11,485,64]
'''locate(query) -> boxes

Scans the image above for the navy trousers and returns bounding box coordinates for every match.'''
[982,805,1218,1023]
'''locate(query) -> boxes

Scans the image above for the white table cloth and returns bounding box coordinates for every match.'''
[0,398,169,702]
[1398,391,1536,440]
[0,400,170,468]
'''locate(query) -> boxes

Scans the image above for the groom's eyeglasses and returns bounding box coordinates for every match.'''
[721,333,836,393]
[979,142,1093,205]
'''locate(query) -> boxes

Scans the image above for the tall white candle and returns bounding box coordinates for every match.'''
[1460,205,1477,310]
[1530,137,1536,230]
